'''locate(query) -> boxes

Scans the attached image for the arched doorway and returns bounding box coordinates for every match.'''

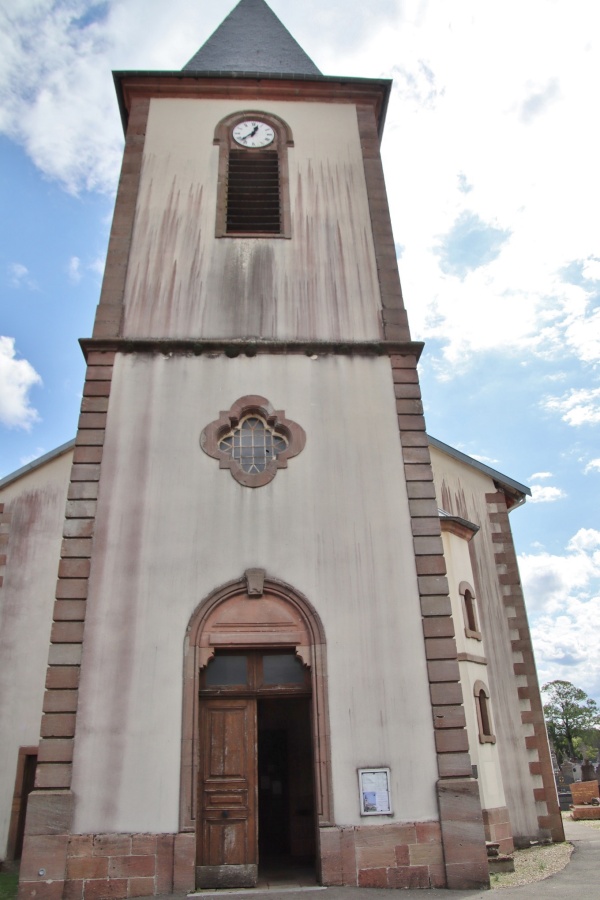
[180,572,331,889]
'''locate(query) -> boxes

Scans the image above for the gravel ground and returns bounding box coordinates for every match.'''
[490,842,573,889]
[491,814,600,890]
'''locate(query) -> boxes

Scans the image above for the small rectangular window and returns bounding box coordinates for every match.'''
[205,654,248,686]
[262,654,305,685]
[226,150,281,234]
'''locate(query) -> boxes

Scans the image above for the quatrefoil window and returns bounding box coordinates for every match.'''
[201,396,306,487]
[219,416,288,474]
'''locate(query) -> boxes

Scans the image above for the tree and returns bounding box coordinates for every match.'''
[542,680,600,763]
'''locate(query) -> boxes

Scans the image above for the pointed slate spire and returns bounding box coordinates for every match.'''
[183,0,321,76]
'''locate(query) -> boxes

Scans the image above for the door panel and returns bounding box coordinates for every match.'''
[197,697,257,887]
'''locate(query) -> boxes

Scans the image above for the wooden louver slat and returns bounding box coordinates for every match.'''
[226,150,281,234]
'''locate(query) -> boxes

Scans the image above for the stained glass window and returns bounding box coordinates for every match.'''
[201,396,306,487]
[219,416,288,474]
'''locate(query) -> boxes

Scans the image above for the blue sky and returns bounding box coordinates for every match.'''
[1,0,599,703]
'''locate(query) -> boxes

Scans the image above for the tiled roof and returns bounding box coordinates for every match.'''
[183,0,321,76]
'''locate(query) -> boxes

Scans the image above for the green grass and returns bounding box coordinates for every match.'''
[0,871,19,900]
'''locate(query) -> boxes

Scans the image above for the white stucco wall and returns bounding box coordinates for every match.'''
[121,98,382,341]
[71,353,439,834]
[442,530,506,812]
[0,451,72,858]
[430,446,540,838]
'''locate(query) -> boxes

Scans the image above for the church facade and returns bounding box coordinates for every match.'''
[1,1,562,895]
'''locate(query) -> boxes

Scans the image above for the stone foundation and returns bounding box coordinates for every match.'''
[20,824,445,897]
[18,832,195,900]
[482,806,514,855]
[319,821,446,889]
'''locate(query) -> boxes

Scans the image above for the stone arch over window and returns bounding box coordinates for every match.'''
[214,110,293,238]
[473,680,496,744]
[200,395,306,487]
[179,571,332,831]
[459,580,482,640]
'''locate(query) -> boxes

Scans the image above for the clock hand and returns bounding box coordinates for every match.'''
[239,124,259,142]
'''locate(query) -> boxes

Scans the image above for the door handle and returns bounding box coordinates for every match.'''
[222,810,229,819]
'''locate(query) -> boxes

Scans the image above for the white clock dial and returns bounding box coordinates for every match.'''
[232,120,275,148]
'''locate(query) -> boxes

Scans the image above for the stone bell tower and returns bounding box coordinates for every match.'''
[19,1,491,895]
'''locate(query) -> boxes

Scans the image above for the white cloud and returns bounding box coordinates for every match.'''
[0,336,42,430]
[520,528,600,699]
[529,471,552,480]
[518,78,560,124]
[88,256,106,277]
[10,262,27,284]
[0,2,121,194]
[584,459,600,474]
[529,485,566,504]
[562,306,600,365]
[68,256,82,283]
[0,0,235,195]
[582,259,600,281]
[543,387,600,426]
[532,602,600,702]
[568,528,600,554]
[9,262,37,290]
[519,528,600,614]
[369,4,600,371]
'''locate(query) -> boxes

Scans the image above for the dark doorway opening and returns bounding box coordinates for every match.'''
[7,748,37,861]
[15,753,37,858]
[257,697,316,884]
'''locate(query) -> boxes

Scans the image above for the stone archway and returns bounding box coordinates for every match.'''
[179,571,332,847]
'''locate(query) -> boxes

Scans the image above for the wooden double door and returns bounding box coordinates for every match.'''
[196,652,315,889]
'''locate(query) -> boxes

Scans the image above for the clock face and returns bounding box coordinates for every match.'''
[232,120,275,148]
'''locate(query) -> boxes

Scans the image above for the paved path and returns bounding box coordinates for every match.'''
[462,818,600,900]
[153,819,600,900]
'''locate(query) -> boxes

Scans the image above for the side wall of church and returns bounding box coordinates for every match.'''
[120,98,383,342]
[430,446,561,844]
[0,451,72,859]
[441,528,513,853]
[70,352,440,834]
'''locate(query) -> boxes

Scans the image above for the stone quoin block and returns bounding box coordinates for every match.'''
[45,666,80,690]
[19,834,70,881]
[37,740,74,763]
[53,600,86,621]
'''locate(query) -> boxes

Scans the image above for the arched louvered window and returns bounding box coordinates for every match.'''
[227,149,281,234]
[214,111,293,238]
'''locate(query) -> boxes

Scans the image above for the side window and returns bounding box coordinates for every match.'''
[474,681,496,744]
[459,581,481,640]
[214,111,293,238]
